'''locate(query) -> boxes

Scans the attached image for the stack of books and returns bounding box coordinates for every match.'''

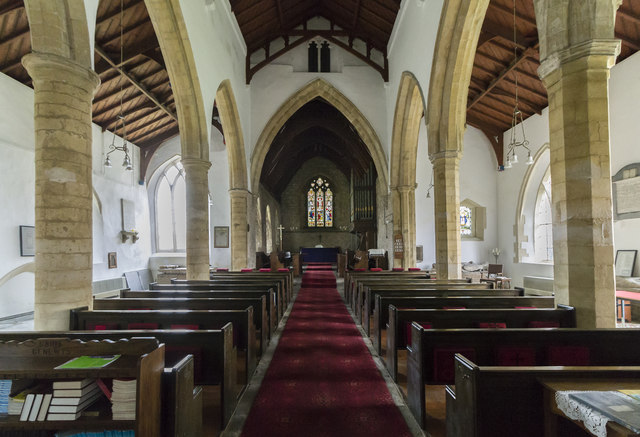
[110,379,136,420]
[47,378,102,421]
[0,379,10,414]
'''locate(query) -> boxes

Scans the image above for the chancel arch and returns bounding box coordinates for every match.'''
[390,72,426,268]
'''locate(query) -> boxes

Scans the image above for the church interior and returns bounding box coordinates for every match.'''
[1,0,640,436]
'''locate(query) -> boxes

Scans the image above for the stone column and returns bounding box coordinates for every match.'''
[182,158,211,280]
[22,53,100,330]
[538,40,619,328]
[393,186,417,269]
[430,151,461,279]
[229,188,249,270]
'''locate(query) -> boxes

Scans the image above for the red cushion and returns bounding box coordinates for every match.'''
[354,268,366,272]
[170,324,199,330]
[528,321,560,328]
[86,322,118,330]
[408,268,422,271]
[433,347,476,384]
[277,268,289,272]
[515,306,536,309]
[241,268,254,272]
[370,268,383,272]
[127,322,159,330]
[547,346,590,366]
[476,322,507,328]
[216,268,229,272]
[165,345,203,382]
[392,268,404,272]
[496,346,536,366]
[259,268,271,272]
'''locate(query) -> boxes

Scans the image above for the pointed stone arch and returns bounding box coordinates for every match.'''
[389,72,426,268]
[250,78,389,194]
[215,79,249,270]
[145,0,211,278]
[425,0,489,278]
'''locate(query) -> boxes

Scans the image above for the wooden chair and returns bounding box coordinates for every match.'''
[483,264,503,278]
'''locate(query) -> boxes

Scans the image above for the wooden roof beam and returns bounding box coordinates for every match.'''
[351,0,362,29]
[468,46,536,110]
[487,88,543,115]
[0,2,24,16]
[473,63,547,100]
[0,27,29,47]
[275,0,284,28]
[488,2,537,27]
[616,32,640,51]
[474,50,540,83]
[104,105,156,131]
[96,0,145,26]
[130,119,177,144]
[124,112,172,138]
[482,18,533,51]
[95,45,177,121]
[618,7,640,26]
[326,35,388,81]
[97,18,153,48]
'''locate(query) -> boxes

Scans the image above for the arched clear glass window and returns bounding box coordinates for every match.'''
[534,168,553,262]
[256,198,263,252]
[307,177,333,227]
[155,159,186,252]
[265,205,273,254]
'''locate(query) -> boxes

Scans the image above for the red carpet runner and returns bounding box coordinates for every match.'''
[240,271,412,437]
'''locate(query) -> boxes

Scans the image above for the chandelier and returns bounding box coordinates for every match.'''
[504,0,533,169]
[103,0,132,171]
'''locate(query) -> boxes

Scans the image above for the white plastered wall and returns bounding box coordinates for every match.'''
[0,72,152,318]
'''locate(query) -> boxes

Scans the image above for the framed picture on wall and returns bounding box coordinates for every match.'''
[19,225,35,257]
[108,252,117,269]
[214,226,229,248]
[615,250,637,277]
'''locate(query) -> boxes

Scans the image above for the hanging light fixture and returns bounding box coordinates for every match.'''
[104,0,133,171]
[504,0,533,169]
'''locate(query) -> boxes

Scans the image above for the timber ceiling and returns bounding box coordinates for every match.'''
[230,0,401,82]
[468,0,640,165]
[260,98,373,198]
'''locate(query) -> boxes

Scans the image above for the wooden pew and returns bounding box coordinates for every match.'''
[406,326,640,432]
[390,306,575,385]
[358,282,492,325]
[152,281,285,320]
[374,294,554,354]
[121,289,278,335]
[207,271,293,305]
[344,271,429,302]
[359,285,509,336]
[446,330,640,437]
[0,328,237,431]
[162,355,203,437]
[70,308,256,385]
[94,296,269,356]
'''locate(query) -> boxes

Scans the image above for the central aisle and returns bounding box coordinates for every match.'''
[240,271,413,436]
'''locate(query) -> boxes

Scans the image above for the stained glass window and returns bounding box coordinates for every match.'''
[307,177,333,227]
[460,206,472,236]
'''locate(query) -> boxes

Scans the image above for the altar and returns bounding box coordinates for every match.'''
[300,247,339,264]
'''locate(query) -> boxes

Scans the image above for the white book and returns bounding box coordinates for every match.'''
[53,382,98,398]
[51,385,100,405]
[52,378,95,390]
[47,411,82,421]
[36,394,52,421]
[19,393,34,421]
[28,394,43,422]
[48,390,101,413]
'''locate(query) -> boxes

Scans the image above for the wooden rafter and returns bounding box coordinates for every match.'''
[97,0,145,25]
[105,104,156,131]
[472,63,547,100]
[482,18,532,51]
[618,6,640,26]
[326,35,388,80]
[0,2,24,16]
[488,2,536,27]
[131,119,177,144]
[95,45,177,121]
[97,18,153,48]
[474,49,540,83]
[616,31,640,51]
[126,112,172,138]
[275,0,284,28]
[468,46,536,110]
[351,0,362,29]
[0,26,29,48]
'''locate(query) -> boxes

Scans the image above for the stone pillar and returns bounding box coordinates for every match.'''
[229,189,249,270]
[393,186,417,269]
[182,158,211,280]
[22,53,100,330]
[430,151,461,279]
[537,41,619,328]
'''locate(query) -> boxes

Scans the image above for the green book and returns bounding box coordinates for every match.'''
[55,355,121,370]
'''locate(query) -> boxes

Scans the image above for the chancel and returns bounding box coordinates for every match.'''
[1,0,640,436]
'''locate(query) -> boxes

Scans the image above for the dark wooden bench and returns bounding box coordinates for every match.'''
[70,308,256,385]
[183,274,290,307]
[210,271,293,303]
[373,294,555,354]
[447,334,640,437]
[359,286,517,336]
[162,355,203,436]
[121,289,278,335]
[0,328,237,430]
[344,271,429,303]
[152,281,285,320]
[94,296,269,356]
[391,306,575,385]
[406,326,640,431]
